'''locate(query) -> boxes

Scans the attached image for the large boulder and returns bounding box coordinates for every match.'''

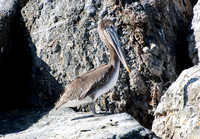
[1,108,159,139]
[0,0,32,111]
[21,0,194,128]
[152,65,200,139]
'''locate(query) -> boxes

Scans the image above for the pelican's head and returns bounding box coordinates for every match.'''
[98,19,130,73]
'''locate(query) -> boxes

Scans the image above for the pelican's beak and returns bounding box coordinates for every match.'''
[104,27,130,73]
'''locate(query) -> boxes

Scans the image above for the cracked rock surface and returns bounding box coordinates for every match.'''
[1,108,159,139]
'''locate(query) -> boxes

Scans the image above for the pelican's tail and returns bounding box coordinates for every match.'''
[54,97,64,110]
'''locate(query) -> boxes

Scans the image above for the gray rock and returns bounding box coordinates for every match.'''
[130,71,147,95]
[188,0,200,65]
[149,43,159,56]
[85,0,96,17]
[1,108,159,139]
[152,65,200,139]
[141,53,164,77]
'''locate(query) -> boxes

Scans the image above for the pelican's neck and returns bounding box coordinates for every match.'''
[108,44,120,67]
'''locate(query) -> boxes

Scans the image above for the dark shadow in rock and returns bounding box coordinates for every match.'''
[0,3,64,109]
[0,2,64,135]
[20,6,64,109]
[94,112,112,116]
[71,112,112,121]
[71,114,95,121]
[175,32,194,75]
[183,78,199,107]
[121,0,140,7]
[28,54,64,108]
[0,107,52,135]
[0,1,31,112]
[192,0,198,6]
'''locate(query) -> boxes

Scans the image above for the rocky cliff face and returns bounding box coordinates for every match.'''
[0,0,199,138]
[19,0,194,128]
[152,1,200,138]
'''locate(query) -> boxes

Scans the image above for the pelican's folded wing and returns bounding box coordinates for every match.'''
[54,64,113,110]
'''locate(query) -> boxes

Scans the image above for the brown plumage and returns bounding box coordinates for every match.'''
[54,19,130,114]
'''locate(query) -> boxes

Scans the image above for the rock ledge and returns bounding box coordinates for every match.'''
[2,108,159,139]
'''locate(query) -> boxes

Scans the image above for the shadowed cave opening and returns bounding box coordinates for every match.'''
[0,3,32,112]
[175,31,194,75]
[175,0,198,74]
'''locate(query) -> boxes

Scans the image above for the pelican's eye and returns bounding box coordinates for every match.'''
[109,24,114,29]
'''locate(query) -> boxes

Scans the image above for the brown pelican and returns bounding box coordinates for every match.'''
[54,19,130,114]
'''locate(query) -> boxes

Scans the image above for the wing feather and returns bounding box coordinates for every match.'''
[54,64,113,109]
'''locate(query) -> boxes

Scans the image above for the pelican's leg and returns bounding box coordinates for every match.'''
[90,102,97,115]
[90,103,103,116]
[90,102,111,116]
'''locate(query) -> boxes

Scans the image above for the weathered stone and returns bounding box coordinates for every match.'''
[152,65,200,139]
[1,108,159,139]
[188,0,200,65]
[85,0,96,17]
[149,43,159,56]
[142,46,150,53]
[20,0,194,128]
[130,71,147,95]
[141,53,164,77]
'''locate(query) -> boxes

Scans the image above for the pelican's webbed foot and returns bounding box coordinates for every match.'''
[90,102,111,116]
